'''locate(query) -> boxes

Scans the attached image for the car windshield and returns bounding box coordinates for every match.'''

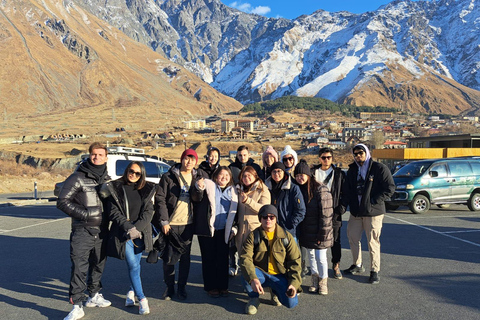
[393,161,433,178]
[116,160,169,179]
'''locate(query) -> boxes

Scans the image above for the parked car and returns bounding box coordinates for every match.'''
[386,157,480,214]
[54,146,170,196]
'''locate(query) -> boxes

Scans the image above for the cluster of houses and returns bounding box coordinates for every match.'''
[180,113,480,153]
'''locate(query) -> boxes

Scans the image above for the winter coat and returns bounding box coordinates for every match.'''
[265,176,306,237]
[345,160,395,217]
[154,164,199,228]
[103,179,156,253]
[240,225,302,290]
[235,180,271,251]
[298,184,334,249]
[311,164,347,226]
[192,179,239,244]
[197,160,219,179]
[57,161,110,230]
[229,158,264,184]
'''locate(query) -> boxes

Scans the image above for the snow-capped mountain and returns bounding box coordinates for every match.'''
[74,0,480,114]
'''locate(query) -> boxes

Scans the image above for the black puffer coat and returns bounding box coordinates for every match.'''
[57,161,110,230]
[104,179,156,252]
[229,158,264,184]
[197,160,219,179]
[154,164,200,228]
[298,184,334,249]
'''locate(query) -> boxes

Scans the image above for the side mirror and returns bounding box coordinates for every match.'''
[429,171,438,178]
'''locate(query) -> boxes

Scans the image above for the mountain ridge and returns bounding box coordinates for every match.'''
[73,0,480,115]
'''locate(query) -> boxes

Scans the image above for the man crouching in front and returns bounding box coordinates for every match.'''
[240,204,301,315]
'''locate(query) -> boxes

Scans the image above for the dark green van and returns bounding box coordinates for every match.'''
[387,158,480,214]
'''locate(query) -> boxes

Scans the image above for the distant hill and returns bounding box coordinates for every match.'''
[242,96,397,117]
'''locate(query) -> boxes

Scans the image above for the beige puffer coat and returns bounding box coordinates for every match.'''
[235,180,271,251]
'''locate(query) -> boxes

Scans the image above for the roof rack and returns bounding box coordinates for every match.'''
[107,146,145,155]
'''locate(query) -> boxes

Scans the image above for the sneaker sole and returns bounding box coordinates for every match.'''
[85,304,111,308]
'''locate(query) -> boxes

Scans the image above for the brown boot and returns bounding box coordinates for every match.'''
[308,274,319,293]
[333,263,343,279]
[319,277,328,295]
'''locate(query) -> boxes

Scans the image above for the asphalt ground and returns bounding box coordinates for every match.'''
[0,202,479,320]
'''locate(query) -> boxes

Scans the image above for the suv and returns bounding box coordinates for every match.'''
[54,146,170,196]
[387,157,480,214]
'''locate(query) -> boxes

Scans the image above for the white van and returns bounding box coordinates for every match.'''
[54,146,170,196]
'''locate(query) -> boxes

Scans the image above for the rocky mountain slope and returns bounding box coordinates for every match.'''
[0,0,242,122]
[75,0,480,115]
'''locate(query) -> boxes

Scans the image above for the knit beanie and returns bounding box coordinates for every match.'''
[294,159,311,176]
[270,161,286,172]
[258,204,279,221]
[262,146,279,167]
[180,149,198,164]
[280,145,298,167]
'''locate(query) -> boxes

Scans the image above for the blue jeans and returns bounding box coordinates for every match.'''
[242,268,298,309]
[125,238,145,300]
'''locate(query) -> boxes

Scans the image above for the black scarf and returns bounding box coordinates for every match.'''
[82,159,107,183]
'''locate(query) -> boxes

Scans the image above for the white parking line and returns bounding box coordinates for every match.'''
[443,230,480,234]
[0,218,68,233]
[386,215,480,248]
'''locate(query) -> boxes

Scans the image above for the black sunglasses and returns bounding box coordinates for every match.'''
[283,157,294,162]
[128,169,142,177]
[261,215,276,220]
[353,151,365,156]
[321,156,332,160]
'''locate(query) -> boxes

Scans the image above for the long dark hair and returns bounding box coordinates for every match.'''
[212,166,234,187]
[298,174,321,203]
[122,161,147,190]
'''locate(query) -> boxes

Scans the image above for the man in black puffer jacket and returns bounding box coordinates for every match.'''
[57,142,111,320]
[343,144,395,285]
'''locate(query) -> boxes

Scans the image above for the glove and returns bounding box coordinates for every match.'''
[127,227,142,240]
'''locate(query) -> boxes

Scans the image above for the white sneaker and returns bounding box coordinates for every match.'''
[85,293,111,308]
[125,290,136,307]
[64,305,85,320]
[139,298,150,315]
[229,267,237,277]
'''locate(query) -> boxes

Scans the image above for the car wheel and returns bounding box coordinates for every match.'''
[386,203,399,211]
[409,194,430,214]
[437,204,450,209]
[467,193,480,211]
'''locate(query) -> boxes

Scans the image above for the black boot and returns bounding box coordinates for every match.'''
[162,285,175,300]
[177,284,187,300]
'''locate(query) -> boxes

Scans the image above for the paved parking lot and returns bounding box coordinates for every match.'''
[0,202,479,319]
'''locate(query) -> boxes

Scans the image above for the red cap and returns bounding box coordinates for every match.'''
[181,149,198,164]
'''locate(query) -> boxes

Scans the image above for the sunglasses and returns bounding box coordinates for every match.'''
[128,169,142,177]
[320,156,332,160]
[283,157,294,162]
[261,215,276,220]
[353,151,365,156]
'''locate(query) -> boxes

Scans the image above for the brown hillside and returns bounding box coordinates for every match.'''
[342,63,480,115]
[0,0,242,137]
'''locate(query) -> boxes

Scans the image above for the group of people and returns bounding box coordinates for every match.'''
[57,142,395,319]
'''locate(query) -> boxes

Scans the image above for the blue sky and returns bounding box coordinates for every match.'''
[225,0,420,19]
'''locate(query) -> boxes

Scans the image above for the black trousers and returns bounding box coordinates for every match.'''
[69,227,107,305]
[198,230,229,291]
[163,224,194,287]
[331,221,342,265]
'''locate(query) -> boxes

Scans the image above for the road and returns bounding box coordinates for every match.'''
[0,202,479,319]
